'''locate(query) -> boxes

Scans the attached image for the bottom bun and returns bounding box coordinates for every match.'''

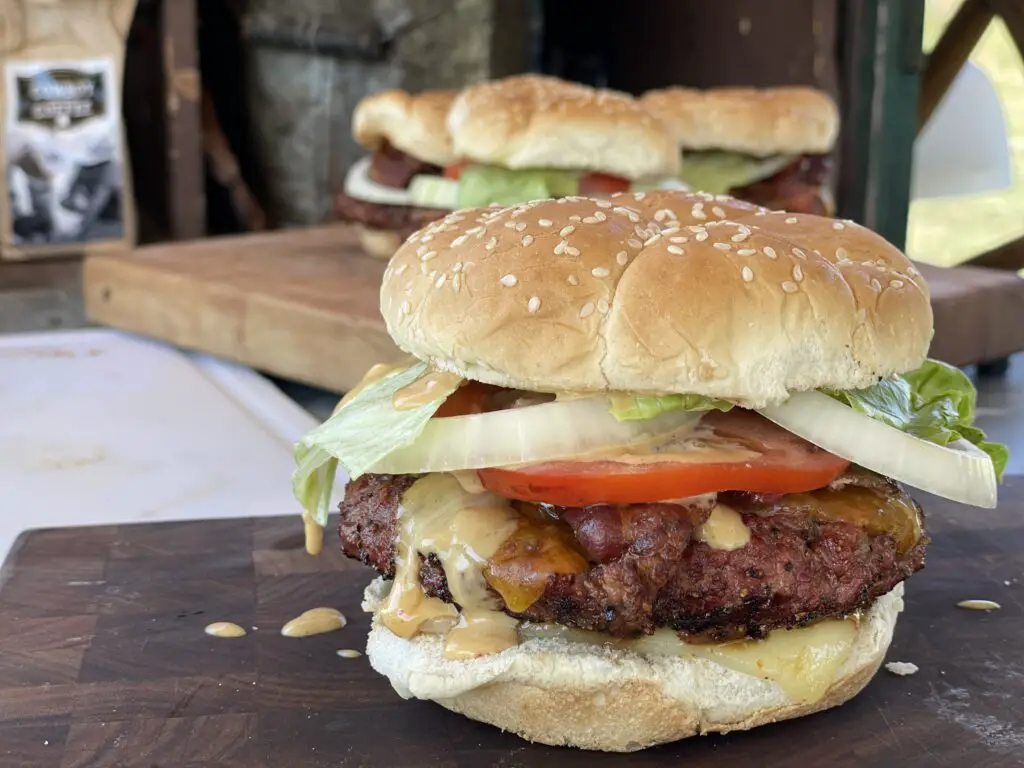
[363,580,904,752]
[357,225,402,259]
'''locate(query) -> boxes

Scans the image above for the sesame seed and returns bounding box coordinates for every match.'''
[667,245,684,255]
[592,267,610,277]
[451,235,469,247]
[835,246,850,261]
[633,191,646,201]
[792,265,803,281]
[583,216,600,224]
[416,245,428,257]
[560,225,575,237]
[394,263,408,275]
[504,221,517,229]
[597,298,609,313]
[579,302,596,318]
[452,274,462,291]
[655,210,667,222]
[485,236,498,250]
[670,236,688,244]
[833,221,846,230]
[565,246,580,257]
[337,649,363,658]
[567,274,580,286]
[712,206,727,218]
[594,211,607,221]
[627,211,640,223]
[538,218,553,227]
[616,251,628,266]
[527,296,541,313]
[554,240,567,255]
[515,221,527,231]
[466,226,484,235]
[401,300,411,314]
[596,200,612,209]
[452,261,463,272]
[731,233,748,242]
[792,247,806,260]
[569,215,582,222]
[713,242,731,251]
[634,224,648,239]
[421,251,437,262]
[521,235,535,247]
[500,274,518,287]
[435,274,446,288]
[785,217,798,224]
[742,266,754,282]
[692,209,708,221]
[628,238,643,249]
[890,279,905,289]
[870,278,882,291]
[737,248,756,256]
[907,266,920,277]
[695,231,709,242]
[781,281,799,293]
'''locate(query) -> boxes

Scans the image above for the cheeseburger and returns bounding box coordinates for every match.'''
[295,189,1006,751]
[640,87,839,214]
[338,76,682,258]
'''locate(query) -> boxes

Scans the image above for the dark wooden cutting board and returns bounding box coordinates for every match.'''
[2,481,1023,768]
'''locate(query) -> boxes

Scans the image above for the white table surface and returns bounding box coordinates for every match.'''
[0,329,338,560]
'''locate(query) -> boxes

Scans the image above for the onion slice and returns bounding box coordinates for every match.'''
[758,391,998,508]
[367,396,702,475]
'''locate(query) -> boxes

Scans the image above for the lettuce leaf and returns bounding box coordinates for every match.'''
[458,165,580,208]
[679,151,794,195]
[291,361,461,524]
[609,393,734,421]
[825,360,1008,481]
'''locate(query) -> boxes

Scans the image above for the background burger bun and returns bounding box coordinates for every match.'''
[356,225,403,260]
[353,88,458,167]
[447,75,681,180]
[380,190,933,407]
[640,86,840,156]
[363,580,904,752]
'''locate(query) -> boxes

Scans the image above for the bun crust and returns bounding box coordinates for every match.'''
[353,89,458,166]
[640,87,839,156]
[364,580,904,752]
[448,75,680,180]
[356,225,402,260]
[379,190,932,407]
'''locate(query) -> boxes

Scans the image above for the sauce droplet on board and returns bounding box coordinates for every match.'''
[205,622,247,638]
[337,649,363,658]
[281,607,347,637]
[956,599,1001,611]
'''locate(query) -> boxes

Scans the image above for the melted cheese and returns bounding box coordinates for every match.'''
[281,607,347,637]
[450,470,487,494]
[696,504,751,551]
[380,474,521,659]
[521,617,858,705]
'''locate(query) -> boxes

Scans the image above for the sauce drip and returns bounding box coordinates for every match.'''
[205,622,247,638]
[381,474,521,659]
[281,608,347,637]
[696,503,751,551]
[392,370,465,411]
[302,511,324,556]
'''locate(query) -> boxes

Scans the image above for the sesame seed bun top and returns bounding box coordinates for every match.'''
[639,86,840,156]
[353,89,458,167]
[379,190,933,407]
[447,75,681,181]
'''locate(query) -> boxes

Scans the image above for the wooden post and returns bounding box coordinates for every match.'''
[836,0,925,249]
[162,0,205,239]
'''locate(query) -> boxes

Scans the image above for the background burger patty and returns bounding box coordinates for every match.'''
[368,142,442,189]
[730,154,831,215]
[333,194,448,241]
[338,472,926,639]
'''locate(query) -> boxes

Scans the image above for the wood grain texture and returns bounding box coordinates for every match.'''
[1,482,1023,766]
[81,224,404,392]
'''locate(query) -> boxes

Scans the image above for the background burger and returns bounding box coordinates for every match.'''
[335,88,459,258]
[640,86,839,214]
[295,190,1006,751]
[337,76,682,258]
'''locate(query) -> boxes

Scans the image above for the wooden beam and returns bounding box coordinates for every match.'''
[162,0,206,239]
[836,0,925,249]
[917,0,993,132]
[963,233,1024,271]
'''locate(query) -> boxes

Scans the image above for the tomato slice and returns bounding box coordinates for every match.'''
[578,172,631,196]
[444,162,469,181]
[477,410,849,506]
